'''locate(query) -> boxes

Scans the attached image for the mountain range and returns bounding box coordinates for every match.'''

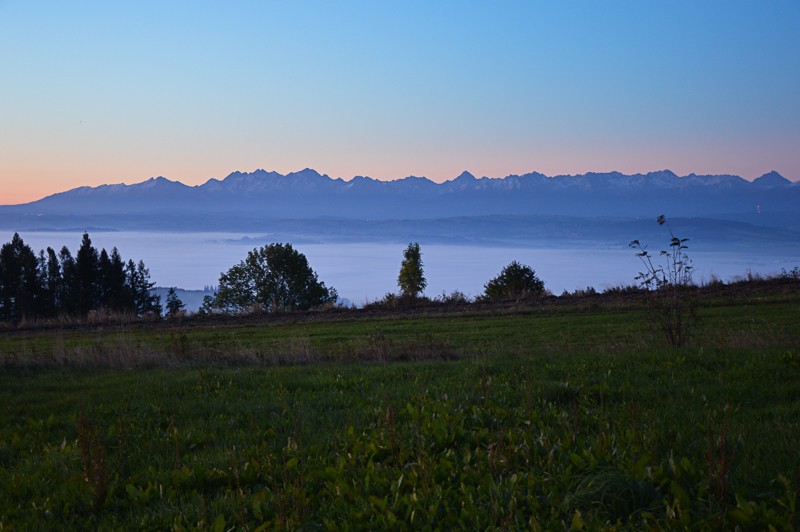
[4,168,798,217]
[1,169,798,248]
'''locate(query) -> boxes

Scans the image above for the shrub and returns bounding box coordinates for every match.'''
[481,261,545,302]
[434,290,473,305]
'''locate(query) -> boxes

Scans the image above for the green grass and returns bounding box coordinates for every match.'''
[1,290,799,529]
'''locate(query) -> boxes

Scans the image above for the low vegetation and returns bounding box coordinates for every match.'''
[1,275,799,529]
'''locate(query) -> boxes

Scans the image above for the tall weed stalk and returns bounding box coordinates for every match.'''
[630,215,697,347]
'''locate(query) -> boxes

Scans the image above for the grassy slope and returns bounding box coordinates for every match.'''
[1,284,799,529]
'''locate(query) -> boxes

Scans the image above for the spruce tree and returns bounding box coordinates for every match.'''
[45,247,62,315]
[75,233,99,316]
[165,287,186,318]
[107,248,129,312]
[58,247,77,316]
[126,260,161,316]
[0,233,41,322]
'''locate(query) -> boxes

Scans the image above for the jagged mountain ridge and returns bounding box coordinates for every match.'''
[4,168,798,221]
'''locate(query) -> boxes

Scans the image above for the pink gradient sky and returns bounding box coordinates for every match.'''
[2,2,798,205]
[3,139,796,206]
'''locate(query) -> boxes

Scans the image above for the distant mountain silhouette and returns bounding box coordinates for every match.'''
[1,169,798,248]
[4,168,797,221]
[752,170,792,188]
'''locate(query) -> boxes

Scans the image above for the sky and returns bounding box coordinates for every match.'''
[1,1,799,205]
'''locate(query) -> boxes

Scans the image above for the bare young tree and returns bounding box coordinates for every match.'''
[630,215,696,347]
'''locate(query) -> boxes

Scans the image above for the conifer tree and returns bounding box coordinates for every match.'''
[165,287,186,318]
[126,260,161,316]
[44,247,62,315]
[106,248,129,312]
[0,233,161,323]
[75,233,99,316]
[58,246,77,315]
[0,233,41,321]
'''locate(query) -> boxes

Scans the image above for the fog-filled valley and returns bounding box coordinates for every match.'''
[5,230,799,309]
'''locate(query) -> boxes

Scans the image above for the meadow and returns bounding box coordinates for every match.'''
[1,280,799,529]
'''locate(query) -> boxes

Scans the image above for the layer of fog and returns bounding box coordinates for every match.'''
[8,231,799,306]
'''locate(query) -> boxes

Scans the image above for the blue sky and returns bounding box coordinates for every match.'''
[1,1,799,203]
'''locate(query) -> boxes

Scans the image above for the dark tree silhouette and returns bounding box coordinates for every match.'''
[0,233,162,323]
[165,287,185,318]
[75,233,99,316]
[630,215,696,347]
[43,247,62,315]
[97,248,112,307]
[58,246,77,316]
[93,247,129,312]
[209,243,336,313]
[126,260,162,317]
[0,233,41,322]
[482,261,545,301]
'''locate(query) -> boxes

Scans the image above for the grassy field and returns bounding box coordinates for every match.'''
[1,282,799,529]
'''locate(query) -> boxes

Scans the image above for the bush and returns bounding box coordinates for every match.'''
[561,286,598,297]
[481,261,545,302]
[433,290,472,305]
[603,283,640,295]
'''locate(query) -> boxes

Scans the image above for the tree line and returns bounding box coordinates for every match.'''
[0,233,160,323]
[393,242,544,303]
[200,241,546,314]
[0,217,736,349]
[1,233,548,324]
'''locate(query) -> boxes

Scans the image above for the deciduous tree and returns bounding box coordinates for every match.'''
[398,242,426,299]
[210,243,336,313]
